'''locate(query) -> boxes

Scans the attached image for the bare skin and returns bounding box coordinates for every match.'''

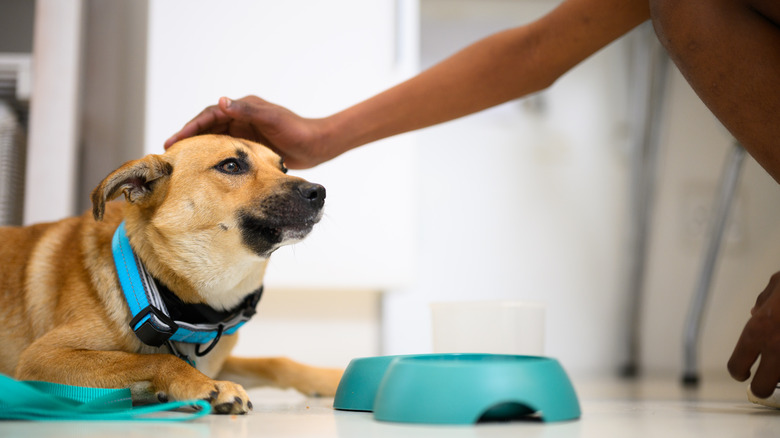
[650,0,780,184]
[165,0,651,168]
[165,0,780,398]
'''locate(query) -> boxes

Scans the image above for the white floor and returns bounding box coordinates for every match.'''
[2,376,778,438]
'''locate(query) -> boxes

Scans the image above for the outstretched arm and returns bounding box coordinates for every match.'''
[165,0,650,168]
[323,0,650,157]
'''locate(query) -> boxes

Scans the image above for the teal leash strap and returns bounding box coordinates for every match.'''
[0,374,211,421]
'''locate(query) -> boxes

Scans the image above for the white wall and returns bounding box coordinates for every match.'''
[24,0,780,378]
[381,0,780,379]
[144,0,420,291]
[383,0,634,375]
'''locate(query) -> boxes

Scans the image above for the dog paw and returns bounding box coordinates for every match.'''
[167,380,251,414]
[206,381,252,414]
[294,367,344,397]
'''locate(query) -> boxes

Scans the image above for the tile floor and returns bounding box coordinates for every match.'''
[1,375,778,438]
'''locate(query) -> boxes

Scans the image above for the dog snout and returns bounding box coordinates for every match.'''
[297,183,326,210]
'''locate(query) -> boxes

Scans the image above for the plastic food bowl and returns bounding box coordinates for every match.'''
[334,354,580,424]
[333,355,408,411]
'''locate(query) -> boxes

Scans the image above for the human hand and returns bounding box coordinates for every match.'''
[727,272,780,398]
[164,96,335,169]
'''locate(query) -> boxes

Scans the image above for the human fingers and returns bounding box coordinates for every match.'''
[729,275,780,387]
[219,96,329,169]
[218,96,284,132]
[750,351,780,399]
[748,286,780,396]
[164,104,233,149]
[228,120,263,145]
[727,320,762,382]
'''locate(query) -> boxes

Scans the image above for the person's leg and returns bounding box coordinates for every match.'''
[649,0,780,182]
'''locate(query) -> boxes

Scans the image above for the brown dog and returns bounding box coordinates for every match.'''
[0,134,342,414]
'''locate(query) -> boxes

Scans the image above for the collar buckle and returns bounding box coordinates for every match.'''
[129,305,178,347]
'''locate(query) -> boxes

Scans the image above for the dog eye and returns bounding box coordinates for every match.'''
[280,159,288,174]
[216,158,247,175]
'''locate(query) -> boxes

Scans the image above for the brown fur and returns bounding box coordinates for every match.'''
[0,135,342,414]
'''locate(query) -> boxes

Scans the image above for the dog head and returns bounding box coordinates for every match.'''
[91,134,325,308]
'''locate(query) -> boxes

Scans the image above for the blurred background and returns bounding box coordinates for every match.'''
[2,0,780,382]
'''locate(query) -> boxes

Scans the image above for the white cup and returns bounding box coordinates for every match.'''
[430,300,545,356]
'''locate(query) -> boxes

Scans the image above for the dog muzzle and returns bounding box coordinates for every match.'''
[112,221,262,362]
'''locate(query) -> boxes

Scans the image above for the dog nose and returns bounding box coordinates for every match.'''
[298,183,326,208]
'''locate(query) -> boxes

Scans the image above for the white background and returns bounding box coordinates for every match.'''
[17,0,780,377]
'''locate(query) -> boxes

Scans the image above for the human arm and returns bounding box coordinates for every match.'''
[322,0,650,157]
[165,0,650,168]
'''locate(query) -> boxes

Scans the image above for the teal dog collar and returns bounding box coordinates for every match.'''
[111,221,262,356]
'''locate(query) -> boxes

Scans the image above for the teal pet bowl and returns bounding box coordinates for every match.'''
[334,354,580,424]
[334,355,407,411]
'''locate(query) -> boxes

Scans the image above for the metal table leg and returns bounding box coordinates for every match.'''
[622,23,669,377]
[682,141,746,386]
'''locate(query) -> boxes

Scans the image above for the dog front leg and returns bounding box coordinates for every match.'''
[16,344,251,414]
[218,356,343,397]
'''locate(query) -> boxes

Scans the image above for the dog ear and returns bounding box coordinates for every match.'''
[91,154,173,221]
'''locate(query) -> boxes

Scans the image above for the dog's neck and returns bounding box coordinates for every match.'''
[122,216,268,311]
[112,221,263,352]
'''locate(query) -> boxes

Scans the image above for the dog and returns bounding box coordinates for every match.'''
[0,134,343,414]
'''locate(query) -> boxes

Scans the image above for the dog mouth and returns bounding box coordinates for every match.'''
[244,215,320,243]
[238,211,322,257]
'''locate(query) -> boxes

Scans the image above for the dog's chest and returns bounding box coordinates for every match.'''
[168,342,227,378]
